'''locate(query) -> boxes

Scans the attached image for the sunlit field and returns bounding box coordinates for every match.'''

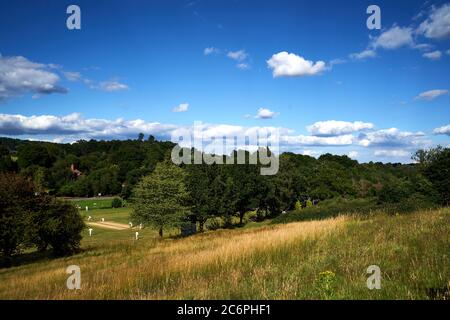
[0,208,448,300]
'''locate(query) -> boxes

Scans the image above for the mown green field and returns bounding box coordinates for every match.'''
[67,197,121,210]
[0,207,448,300]
[81,207,132,224]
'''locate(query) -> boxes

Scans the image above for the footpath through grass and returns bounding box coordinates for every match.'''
[0,208,448,299]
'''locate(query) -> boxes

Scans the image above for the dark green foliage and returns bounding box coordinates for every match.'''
[185,162,225,231]
[0,137,174,196]
[0,173,84,265]
[111,197,123,208]
[0,173,36,262]
[414,147,450,205]
[31,197,85,256]
[17,143,55,168]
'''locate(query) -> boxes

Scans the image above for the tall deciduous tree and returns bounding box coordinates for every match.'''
[185,162,225,232]
[131,162,189,238]
[0,173,35,265]
[414,146,450,205]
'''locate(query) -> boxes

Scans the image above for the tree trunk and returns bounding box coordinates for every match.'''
[199,221,205,233]
[158,227,163,238]
[239,211,244,225]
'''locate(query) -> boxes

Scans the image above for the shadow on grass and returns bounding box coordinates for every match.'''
[0,250,54,269]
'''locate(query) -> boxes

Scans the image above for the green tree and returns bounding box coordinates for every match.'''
[17,143,55,168]
[185,161,226,232]
[131,162,189,238]
[31,197,85,256]
[414,147,450,205]
[0,173,35,265]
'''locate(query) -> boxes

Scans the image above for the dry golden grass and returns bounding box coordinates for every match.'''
[0,209,448,299]
[0,216,346,299]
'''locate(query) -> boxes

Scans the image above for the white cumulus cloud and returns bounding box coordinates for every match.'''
[371,26,414,50]
[433,124,450,135]
[0,55,67,101]
[307,120,374,137]
[0,113,435,162]
[358,128,427,148]
[267,52,326,78]
[255,108,277,119]
[418,4,450,39]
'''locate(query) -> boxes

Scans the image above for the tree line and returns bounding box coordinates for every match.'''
[131,147,449,237]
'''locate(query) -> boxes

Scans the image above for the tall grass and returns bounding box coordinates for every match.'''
[0,208,448,299]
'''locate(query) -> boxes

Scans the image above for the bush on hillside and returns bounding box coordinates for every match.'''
[111,197,123,208]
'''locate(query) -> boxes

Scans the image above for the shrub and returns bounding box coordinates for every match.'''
[205,217,222,231]
[294,200,302,210]
[111,197,123,208]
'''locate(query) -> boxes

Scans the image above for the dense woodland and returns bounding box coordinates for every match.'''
[0,135,447,210]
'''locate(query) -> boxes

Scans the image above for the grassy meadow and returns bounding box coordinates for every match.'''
[0,206,448,300]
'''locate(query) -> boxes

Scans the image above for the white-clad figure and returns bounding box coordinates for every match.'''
[139,223,143,230]
[101,218,105,222]
[129,222,133,228]
[85,206,88,211]
[87,216,92,221]
[135,232,139,240]
[88,228,93,237]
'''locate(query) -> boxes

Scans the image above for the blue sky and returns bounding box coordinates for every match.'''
[0,0,449,163]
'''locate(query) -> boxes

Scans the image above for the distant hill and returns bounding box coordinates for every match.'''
[0,136,431,208]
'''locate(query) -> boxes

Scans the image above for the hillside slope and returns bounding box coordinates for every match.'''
[0,209,448,299]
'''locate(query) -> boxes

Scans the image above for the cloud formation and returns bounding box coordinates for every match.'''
[307,120,374,137]
[255,108,277,119]
[0,113,433,162]
[433,124,450,135]
[349,49,377,60]
[98,80,129,92]
[204,47,219,55]
[0,55,67,101]
[63,71,82,82]
[414,89,448,100]
[371,26,414,50]
[267,52,326,78]
[227,50,248,61]
[423,50,442,60]
[417,4,450,39]
[358,128,427,148]
[173,103,189,113]
[0,113,176,139]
